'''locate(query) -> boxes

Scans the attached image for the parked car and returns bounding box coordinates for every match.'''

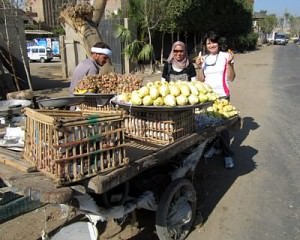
[274,34,287,45]
[27,46,53,63]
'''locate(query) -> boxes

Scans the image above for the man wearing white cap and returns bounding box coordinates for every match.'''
[69,42,112,94]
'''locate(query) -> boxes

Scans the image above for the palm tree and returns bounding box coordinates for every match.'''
[114,0,168,72]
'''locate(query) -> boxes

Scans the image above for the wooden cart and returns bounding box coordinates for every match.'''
[0,104,240,240]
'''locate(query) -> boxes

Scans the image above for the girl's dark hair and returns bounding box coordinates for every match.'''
[204,31,220,44]
[203,31,228,51]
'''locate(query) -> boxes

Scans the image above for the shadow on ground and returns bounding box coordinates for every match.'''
[194,116,259,225]
[31,75,69,91]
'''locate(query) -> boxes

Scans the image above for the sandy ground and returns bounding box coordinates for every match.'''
[0,45,275,240]
[187,45,275,240]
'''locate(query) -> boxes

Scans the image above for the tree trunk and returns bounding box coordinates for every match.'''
[92,0,107,26]
[147,26,153,72]
[160,32,165,65]
[59,0,113,73]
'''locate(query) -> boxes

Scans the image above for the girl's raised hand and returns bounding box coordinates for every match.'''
[196,51,204,66]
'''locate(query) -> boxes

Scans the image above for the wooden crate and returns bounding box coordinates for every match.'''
[124,109,195,145]
[78,103,123,114]
[23,108,128,186]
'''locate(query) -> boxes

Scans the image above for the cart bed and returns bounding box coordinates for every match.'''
[0,116,240,203]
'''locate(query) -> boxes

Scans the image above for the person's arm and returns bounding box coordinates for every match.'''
[226,50,235,81]
[196,65,205,82]
[195,55,205,82]
[227,61,235,82]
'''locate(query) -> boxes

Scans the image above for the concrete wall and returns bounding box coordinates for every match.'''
[60,25,88,79]
[0,9,30,95]
[61,18,129,79]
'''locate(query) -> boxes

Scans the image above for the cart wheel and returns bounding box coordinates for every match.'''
[156,178,197,240]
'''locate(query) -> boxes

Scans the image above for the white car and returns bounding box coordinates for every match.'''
[274,34,287,45]
[27,46,53,63]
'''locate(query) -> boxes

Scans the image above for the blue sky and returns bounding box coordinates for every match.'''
[254,0,300,17]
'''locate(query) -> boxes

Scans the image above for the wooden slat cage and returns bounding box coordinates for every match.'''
[23,108,128,186]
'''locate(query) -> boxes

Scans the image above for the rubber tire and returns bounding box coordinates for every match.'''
[40,58,45,63]
[156,178,197,240]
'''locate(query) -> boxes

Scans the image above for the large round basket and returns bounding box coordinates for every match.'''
[111,99,211,112]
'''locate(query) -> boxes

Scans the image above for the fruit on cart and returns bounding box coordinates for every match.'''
[164,94,177,106]
[176,95,188,106]
[118,81,220,106]
[138,86,150,98]
[130,93,142,105]
[188,94,199,105]
[153,97,164,106]
[169,85,181,97]
[206,99,239,118]
[75,89,88,94]
[207,92,218,101]
[73,73,142,94]
[143,95,153,106]
[159,84,170,97]
[149,86,160,99]
[179,84,191,97]
[154,80,163,88]
[199,94,209,103]
[189,84,199,96]
[118,93,131,102]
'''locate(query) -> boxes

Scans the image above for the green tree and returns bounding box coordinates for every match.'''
[157,0,193,63]
[181,0,253,50]
[115,0,169,71]
[289,15,300,37]
[259,14,278,34]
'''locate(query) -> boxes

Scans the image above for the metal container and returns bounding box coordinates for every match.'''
[0,99,32,117]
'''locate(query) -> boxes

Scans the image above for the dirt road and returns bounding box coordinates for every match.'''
[187,46,275,240]
[188,44,300,240]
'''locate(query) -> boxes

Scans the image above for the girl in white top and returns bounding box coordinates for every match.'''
[196,31,235,97]
[196,31,236,169]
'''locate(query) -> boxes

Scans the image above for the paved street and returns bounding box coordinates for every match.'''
[29,59,69,97]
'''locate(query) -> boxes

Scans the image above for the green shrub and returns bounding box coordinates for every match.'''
[233,32,258,52]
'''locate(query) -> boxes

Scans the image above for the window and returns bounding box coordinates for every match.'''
[39,48,46,53]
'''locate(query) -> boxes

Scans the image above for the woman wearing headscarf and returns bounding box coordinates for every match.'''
[161,41,196,82]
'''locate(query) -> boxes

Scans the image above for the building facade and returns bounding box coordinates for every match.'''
[25,0,128,28]
[25,0,77,28]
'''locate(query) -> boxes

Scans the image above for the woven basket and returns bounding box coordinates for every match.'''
[124,109,195,145]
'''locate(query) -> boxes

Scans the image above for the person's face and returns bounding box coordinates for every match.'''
[173,45,185,61]
[206,39,219,55]
[94,53,109,66]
